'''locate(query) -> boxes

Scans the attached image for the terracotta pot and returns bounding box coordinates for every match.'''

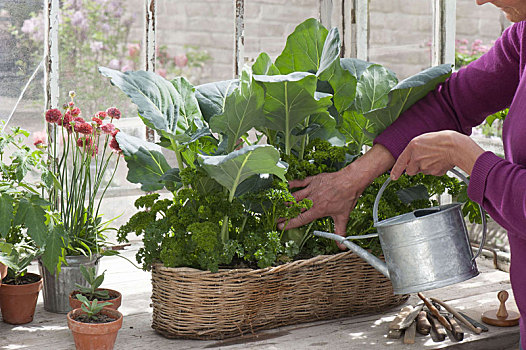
[69,289,122,311]
[67,308,123,350]
[0,273,43,324]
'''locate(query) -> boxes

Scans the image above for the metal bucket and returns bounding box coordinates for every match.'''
[373,169,487,294]
[38,255,100,313]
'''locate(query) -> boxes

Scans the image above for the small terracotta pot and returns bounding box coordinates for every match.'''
[69,289,122,311]
[67,307,123,350]
[0,273,43,324]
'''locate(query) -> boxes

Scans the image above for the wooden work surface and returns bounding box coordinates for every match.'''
[0,243,520,350]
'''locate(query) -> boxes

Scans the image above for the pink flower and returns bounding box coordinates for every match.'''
[174,54,188,68]
[92,117,103,125]
[95,111,107,120]
[111,129,119,137]
[101,123,116,134]
[109,136,121,153]
[73,116,85,123]
[33,131,47,148]
[70,107,81,116]
[157,68,167,78]
[106,107,121,120]
[108,59,120,70]
[68,101,75,108]
[45,109,62,123]
[74,122,93,135]
[128,43,140,57]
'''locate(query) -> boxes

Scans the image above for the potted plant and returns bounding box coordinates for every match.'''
[69,266,122,311]
[67,294,123,350]
[100,18,466,339]
[38,92,124,313]
[0,243,43,324]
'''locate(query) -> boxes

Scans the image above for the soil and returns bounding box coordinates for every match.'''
[73,314,117,324]
[2,274,40,285]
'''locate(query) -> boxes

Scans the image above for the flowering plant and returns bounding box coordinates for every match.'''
[43,91,122,269]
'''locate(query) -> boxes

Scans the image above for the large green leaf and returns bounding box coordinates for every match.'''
[253,72,333,154]
[198,145,286,200]
[209,69,266,152]
[14,196,47,247]
[275,18,328,74]
[341,58,376,79]
[195,79,239,123]
[40,222,68,274]
[363,64,453,138]
[316,28,357,115]
[308,113,346,146]
[339,110,374,153]
[116,132,172,192]
[252,53,280,75]
[0,193,13,238]
[354,64,398,114]
[99,67,203,140]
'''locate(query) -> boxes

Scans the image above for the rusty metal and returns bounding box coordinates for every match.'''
[44,0,59,111]
[234,0,245,78]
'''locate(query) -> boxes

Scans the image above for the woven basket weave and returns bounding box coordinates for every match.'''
[151,250,408,339]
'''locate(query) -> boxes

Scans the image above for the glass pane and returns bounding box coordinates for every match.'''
[244,2,318,69]
[369,0,433,80]
[0,0,45,137]
[155,0,232,84]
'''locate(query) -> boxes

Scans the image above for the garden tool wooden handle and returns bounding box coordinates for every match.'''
[430,297,482,334]
[427,312,447,341]
[416,310,431,335]
[418,293,452,331]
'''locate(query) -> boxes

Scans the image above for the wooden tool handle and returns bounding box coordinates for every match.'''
[430,297,483,334]
[427,312,447,341]
[448,317,464,341]
[416,310,431,335]
[497,290,509,318]
[418,292,452,331]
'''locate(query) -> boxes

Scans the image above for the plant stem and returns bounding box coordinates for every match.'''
[284,85,290,155]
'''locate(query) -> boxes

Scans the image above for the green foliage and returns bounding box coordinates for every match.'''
[0,242,42,284]
[75,266,109,301]
[76,294,112,320]
[109,18,464,272]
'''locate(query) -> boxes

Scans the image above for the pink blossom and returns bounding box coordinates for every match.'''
[95,111,107,120]
[92,117,103,126]
[108,59,120,70]
[21,14,44,42]
[157,68,167,78]
[45,109,62,123]
[120,60,134,72]
[106,107,121,120]
[101,123,116,134]
[174,54,188,68]
[74,122,93,135]
[109,136,121,153]
[128,43,140,57]
[33,131,47,148]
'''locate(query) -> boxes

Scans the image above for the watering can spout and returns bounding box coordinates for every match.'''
[313,231,390,279]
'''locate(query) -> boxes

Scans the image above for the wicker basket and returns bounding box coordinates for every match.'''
[151,251,408,339]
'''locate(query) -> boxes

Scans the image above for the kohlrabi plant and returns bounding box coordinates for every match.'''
[102,18,456,272]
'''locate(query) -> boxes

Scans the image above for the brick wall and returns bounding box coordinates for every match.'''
[127,0,508,82]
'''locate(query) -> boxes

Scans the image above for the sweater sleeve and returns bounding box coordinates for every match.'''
[374,22,522,159]
[468,152,526,239]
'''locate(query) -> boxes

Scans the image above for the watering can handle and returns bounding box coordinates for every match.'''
[372,168,487,263]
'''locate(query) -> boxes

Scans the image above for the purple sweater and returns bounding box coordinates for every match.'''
[375,21,526,346]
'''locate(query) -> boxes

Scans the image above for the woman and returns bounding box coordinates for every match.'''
[278,1,526,348]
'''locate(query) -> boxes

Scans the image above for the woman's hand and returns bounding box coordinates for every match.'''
[278,144,395,246]
[390,130,485,180]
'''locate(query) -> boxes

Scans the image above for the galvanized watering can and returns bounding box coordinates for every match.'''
[314,169,487,294]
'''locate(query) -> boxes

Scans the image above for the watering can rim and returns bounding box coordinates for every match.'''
[373,202,462,229]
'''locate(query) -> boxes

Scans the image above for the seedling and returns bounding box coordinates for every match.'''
[75,265,109,300]
[76,294,112,320]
